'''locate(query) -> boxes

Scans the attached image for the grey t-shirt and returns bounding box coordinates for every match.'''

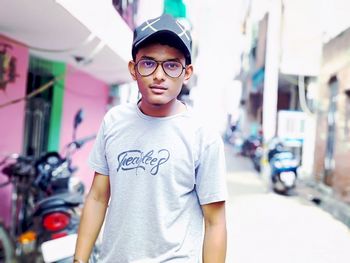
[88,103,227,263]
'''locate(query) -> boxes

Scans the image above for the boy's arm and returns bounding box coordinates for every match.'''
[74,172,110,262]
[201,201,227,263]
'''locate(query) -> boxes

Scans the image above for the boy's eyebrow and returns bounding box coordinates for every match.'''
[140,55,182,62]
[140,55,156,60]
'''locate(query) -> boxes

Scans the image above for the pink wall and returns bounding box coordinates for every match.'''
[0,38,109,226]
[0,35,29,226]
[60,65,109,191]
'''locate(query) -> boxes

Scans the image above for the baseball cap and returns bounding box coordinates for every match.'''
[132,13,192,64]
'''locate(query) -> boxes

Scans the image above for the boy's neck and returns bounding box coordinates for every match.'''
[138,99,186,117]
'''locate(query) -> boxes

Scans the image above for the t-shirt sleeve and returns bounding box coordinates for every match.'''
[88,120,109,176]
[195,136,228,205]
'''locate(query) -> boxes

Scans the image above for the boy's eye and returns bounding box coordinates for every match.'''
[140,60,156,68]
[163,61,181,70]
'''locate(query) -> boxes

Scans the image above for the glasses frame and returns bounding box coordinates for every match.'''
[135,58,186,78]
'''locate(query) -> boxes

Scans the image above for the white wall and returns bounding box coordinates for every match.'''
[185,0,244,134]
[135,0,164,26]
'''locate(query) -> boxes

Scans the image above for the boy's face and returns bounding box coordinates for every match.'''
[128,43,193,110]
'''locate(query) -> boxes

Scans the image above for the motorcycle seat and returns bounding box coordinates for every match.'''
[34,192,83,216]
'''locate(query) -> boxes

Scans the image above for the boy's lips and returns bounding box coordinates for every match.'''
[150,85,167,93]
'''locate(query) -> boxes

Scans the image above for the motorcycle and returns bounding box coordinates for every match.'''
[32,138,93,263]
[0,219,16,263]
[0,154,36,238]
[1,109,97,262]
[252,145,263,172]
[267,139,299,195]
[32,109,96,263]
[240,133,263,172]
[241,134,262,158]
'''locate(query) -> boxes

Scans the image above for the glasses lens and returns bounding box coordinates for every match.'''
[162,61,183,78]
[137,59,157,76]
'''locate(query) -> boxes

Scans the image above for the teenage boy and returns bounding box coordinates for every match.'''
[74,13,227,263]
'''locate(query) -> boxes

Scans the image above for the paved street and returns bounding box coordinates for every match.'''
[224,144,350,263]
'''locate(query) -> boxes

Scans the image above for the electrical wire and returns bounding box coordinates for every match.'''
[0,74,65,109]
[0,37,108,109]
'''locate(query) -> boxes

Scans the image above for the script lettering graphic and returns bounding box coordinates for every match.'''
[117,149,170,175]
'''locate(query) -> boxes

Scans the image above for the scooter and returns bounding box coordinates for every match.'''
[268,140,299,195]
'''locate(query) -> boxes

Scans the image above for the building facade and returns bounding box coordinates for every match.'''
[314,27,350,203]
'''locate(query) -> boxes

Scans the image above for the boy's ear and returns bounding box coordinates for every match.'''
[184,64,193,81]
[128,61,137,80]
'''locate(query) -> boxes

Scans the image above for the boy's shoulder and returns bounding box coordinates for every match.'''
[103,103,136,123]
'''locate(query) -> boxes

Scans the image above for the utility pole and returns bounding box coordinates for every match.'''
[262,0,282,143]
[260,0,282,183]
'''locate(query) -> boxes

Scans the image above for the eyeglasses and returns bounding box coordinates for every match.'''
[135,59,186,78]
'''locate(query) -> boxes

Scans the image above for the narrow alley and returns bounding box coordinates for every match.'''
[224,144,350,263]
[2,1,350,262]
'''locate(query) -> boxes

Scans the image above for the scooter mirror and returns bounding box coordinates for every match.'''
[74,109,84,130]
[73,109,84,141]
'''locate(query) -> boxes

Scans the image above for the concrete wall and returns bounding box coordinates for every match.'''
[0,35,29,226]
[255,14,268,70]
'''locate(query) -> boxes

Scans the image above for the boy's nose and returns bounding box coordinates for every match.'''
[153,64,166,80]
